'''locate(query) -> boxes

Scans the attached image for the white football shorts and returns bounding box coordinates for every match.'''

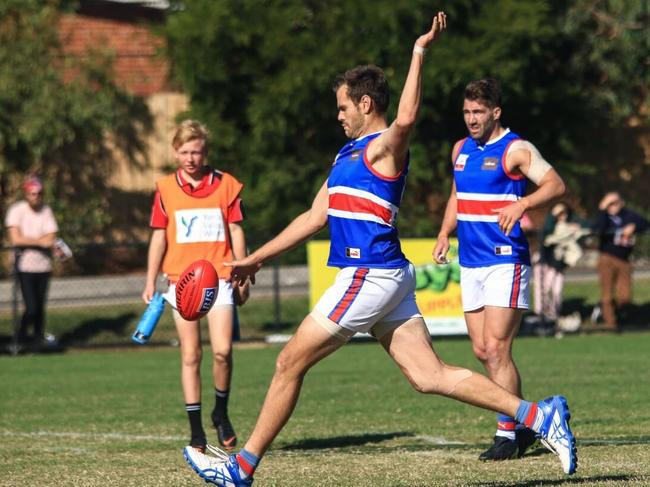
[162,279,234,311]
[312,263,422,339]
[460,263,530,312]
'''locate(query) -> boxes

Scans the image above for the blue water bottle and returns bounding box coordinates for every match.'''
[132,292,166,344]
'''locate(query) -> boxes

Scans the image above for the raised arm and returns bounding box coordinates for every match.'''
[367,11,447,177]
[228,181,330,284]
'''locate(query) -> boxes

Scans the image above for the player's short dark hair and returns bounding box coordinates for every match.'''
[464,78,502,108]
[333,65,390,114]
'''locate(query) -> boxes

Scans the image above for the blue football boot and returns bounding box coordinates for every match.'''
[183,445,253,486]
[536,395,577,474]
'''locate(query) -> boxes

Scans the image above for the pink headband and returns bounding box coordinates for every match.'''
[23,177,43,193]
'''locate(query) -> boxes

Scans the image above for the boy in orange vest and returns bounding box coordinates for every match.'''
[143,120,249,451]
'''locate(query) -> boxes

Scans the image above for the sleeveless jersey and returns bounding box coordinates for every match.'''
[453,129,530,267]
[326,131,409,268]
[157,170,243,281]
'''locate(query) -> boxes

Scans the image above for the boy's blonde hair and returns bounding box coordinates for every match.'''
[172,120,210,150]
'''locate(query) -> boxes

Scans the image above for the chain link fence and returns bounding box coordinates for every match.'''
[0,242,308,354]
[2,235,649,354]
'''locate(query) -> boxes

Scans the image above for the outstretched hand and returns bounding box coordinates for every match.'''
[416,11,447,49]
[225,256,262,286]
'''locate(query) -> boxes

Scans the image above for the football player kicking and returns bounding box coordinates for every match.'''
[183,12,576,486]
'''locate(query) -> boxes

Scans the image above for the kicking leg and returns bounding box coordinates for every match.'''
[243,314,348,456]
[379,317,576,474]
[380,317,519,413]
[184,313,350,486]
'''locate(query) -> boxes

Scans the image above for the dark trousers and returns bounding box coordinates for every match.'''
[17,272,51,343]
[597,253,631,328]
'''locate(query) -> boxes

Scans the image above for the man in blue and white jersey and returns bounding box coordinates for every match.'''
[183,17,577,486]
[433,79,567,462]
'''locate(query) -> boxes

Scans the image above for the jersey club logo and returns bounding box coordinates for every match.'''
[454,154,468,171]
[345,247,361,259]
[481,157,499,170]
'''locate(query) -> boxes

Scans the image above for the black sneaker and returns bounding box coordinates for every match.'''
[516,427,539,457]
[478,436,518,461]
[212,412,237,449]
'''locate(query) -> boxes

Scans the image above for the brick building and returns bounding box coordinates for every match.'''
[58,0,188,192]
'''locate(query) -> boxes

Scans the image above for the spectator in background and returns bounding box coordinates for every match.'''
[592,192,649,331]
[4,177,59,349]
[535,202,590,325]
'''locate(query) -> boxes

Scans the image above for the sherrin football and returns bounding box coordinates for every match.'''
[175,259,219,321]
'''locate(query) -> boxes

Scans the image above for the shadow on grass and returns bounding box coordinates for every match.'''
[280,431,414,450]
[58,312,136,346]
[471,474,642,486]
[0,334,67,355]
[618,302,650,328]
[561,297,591,317]
[261,321,295,333]
[520,444,551,458]
[523,297,650,336]
[563,297,650,328]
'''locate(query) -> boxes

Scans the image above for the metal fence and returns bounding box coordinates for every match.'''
[0,242,308,354]
[2,236,649,354]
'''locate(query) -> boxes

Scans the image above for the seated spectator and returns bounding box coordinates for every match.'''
[592,192,649,331]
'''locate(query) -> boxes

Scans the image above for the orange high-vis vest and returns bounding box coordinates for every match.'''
[157,171,243,282]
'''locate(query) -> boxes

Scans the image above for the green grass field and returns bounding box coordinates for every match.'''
[2,330,650,486]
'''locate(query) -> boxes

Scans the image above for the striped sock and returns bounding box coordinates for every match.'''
[515,400,543,431]
[235,448,260,479]
[495,413,516,440]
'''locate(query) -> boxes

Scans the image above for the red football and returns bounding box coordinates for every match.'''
[175,259,219,321]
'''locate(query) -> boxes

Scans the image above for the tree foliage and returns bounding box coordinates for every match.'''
[161,0,647,242]
[558,0,650,210]
[0,0,152,242]
[563,0,649,125]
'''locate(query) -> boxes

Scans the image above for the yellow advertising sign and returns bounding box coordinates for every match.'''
[307,239,467,335]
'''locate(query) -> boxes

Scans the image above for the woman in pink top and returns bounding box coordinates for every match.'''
[4,177,59,348]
